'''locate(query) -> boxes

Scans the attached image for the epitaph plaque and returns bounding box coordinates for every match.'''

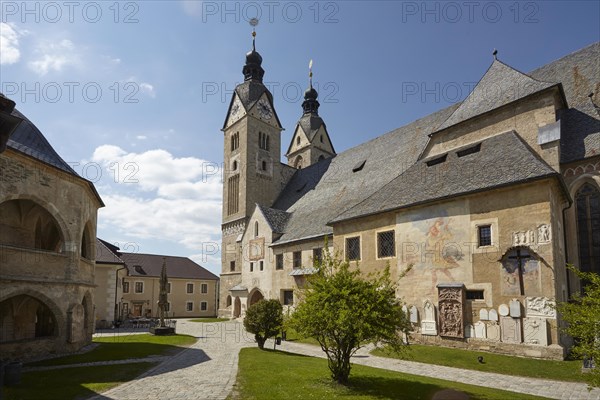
[421,299,438,335]
[465,324,475,338]
[487,321,501,341]
[498,304,510,317]
[523,317,548,346]
[410,305,419,324]
[474,321,487,339]
[437,284,465,338]
[500,317,522,343]
[510,299,521,317]
[479,309,489,321]
[489,309,498,321]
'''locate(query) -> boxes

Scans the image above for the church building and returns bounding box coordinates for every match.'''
[218,37,599,360]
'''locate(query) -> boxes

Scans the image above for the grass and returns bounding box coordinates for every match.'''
[28,334,196,367]
[283,328,320,346]
[372,344,585,383]
[189,317,230,323]
[3,362,155,400]
[230,348,548,400]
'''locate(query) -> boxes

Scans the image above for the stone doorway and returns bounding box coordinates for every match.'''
[248,290,264,307]
[233,297,241,318]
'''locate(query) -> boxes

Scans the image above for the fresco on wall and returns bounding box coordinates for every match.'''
[501,249,541,296]
[397,201,471,299]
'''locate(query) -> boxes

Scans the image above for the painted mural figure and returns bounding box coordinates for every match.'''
[425,218,461,290]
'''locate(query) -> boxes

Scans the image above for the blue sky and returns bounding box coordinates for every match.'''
[1,1,599,275]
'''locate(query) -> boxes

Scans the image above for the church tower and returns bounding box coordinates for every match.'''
[220,27,283,303]
[286,61,336,169]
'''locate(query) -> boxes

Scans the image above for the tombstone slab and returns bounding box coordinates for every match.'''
[523,317,548,346]
[421,299,437,335]
[474,321,486,339]
[510,299,521,317]
[479,308,489,321]
[465,324,475,338]
[498,304,509,317]
[486,321,501,341]
[437,284,465,338]
[410,305,419,324]
[500,317,522,343]
[526,297,556,319]
[488,309,498,321]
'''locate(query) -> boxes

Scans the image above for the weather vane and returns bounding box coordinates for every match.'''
[250,18,259,50]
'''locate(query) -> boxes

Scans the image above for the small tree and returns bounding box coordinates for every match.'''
[243,299,283,350]
[289,248,411,384]
[557,265,600,388]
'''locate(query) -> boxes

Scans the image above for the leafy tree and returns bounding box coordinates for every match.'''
[243,299,283,350]
[556,265,600,388]
[289,248,411,384]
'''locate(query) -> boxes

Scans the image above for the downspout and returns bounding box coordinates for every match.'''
[562,202,572,299]
[114,265,127,323]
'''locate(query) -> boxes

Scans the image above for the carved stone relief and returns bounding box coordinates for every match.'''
[526,297,556,319]
[437,284,465,338]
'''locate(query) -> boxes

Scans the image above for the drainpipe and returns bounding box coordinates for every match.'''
[562,202,572,299]
[114,265,127,323]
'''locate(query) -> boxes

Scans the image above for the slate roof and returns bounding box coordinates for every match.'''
[435,60,556,132]
[120,252,218,280]
[6,106,105,206]
[269,42,598,243]
[257,204,290,234]
[95,238,125,264]
[330,132,559,223]
[271,104,459,245]
[7,108,78,176]
[529,42,600,163]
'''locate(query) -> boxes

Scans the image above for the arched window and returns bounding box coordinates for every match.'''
[266,136,270,151]
[226,295,232,307]
[294,155,303,170]
[575,183,600,277]
[262,160,267,171]
[318,155,325,162]
[232,160,237,171]
[255,221,259,237]
[296,136,301,145]
[320,135,323,143]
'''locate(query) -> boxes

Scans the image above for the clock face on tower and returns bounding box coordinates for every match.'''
[227,96,244,127]
[257,99,273,120]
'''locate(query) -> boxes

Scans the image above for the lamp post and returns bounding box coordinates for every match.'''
[0,94,23,153]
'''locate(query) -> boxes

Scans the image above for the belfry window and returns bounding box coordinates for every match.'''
[575,184,600,279]
[259,132,270,151]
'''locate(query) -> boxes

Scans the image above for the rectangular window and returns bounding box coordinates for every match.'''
[167,282,171,294]
[276,254,284,270]
[186,302,193,312]
[201,283,208,294]
[186,283,194,294]
[293,251,302,269]
[466,290,485,300]
[122,281,130,293]
[200,302,208,311]
[250,262,254,272]
[313,248,322,265]
[478,225,492,247]
[283,290,294,306]
[230,261,235,272]
[377,230,395,258]
[346,237,361,261]
[134,282,143,293]
[259,261,264,271]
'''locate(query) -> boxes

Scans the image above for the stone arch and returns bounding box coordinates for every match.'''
[294,155,303,169]
[0,197,71,250]
[80,221,94,259]
[233,297,241,318]
[0,289,64,340]
[248,288,264,307]
[226,295,232,308]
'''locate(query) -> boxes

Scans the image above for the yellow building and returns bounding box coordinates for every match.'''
[219,39,600,360]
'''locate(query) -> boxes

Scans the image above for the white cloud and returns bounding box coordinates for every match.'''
[0,23,21,65]
[91,145,223,272]
[139,82,156,98]
[28,38,80,76]
[136,135,147,140]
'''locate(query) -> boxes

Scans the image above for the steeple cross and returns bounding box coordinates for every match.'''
[509,249,531,295]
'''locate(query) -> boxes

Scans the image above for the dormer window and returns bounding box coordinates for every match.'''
[457,143,481,157]
[426,154,447,167]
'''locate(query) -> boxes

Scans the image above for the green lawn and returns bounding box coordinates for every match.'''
[372,344,584,383]
[4,362,155,400]
[230,348,549,400]
[28,334,196,367]
[189,317,230,323]
[283,328,320,346]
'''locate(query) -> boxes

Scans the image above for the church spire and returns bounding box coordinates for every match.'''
[302,59,319,115]
[243,18,265,82]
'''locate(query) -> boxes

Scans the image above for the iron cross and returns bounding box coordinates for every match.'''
[509,249,531,295]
